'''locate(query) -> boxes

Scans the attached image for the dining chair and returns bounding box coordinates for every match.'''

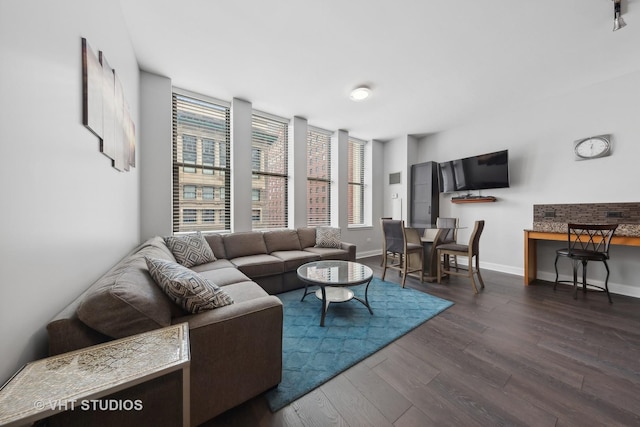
[554,223,618,303]
[380,217,394,266]
[436,220,485,293]
[436,217,459,271]
[381,219,424,287]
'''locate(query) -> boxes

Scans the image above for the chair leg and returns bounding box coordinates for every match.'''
[401,254,407,288]
[572,259,579,300]
[437,250,442,283]
[581,260,588,294]
[468,258,479,294]
[419,250,424,283]
[553,254,560,290]
[475,256,485,289]
[469,272,479,294]
[382,253,388,281]
[603,260,612,304]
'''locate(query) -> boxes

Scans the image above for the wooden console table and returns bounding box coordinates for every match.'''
[0,323,190,427]
[523,229,640,285]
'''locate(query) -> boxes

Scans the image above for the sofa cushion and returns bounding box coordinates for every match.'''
[76,237,179,339]
[304,247,351,260]
[270,250,320,272]
[221,280,271,303]
[297,227,317,248]
[203,233,227,260]
[146,257,234,313]
[315,226,342,248]
[164,231,216,268]
[263,229,302,253]
[223,232,268,259]
[230,254,284,278]
[190,259,236,273]
[197,267,253,287]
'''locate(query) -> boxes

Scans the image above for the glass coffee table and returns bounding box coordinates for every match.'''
[297,260,374,326]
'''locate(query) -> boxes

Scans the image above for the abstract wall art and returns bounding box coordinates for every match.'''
[82,37,135,172]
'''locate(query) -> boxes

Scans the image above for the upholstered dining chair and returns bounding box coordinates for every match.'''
[437,220,485,293]
[381,219,424,287]
[380,217,394,266]
[436,217,459,270]
[554,223,618,303]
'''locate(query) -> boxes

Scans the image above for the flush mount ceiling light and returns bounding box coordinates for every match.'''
[613,0,627,31]
[349,86,371,101]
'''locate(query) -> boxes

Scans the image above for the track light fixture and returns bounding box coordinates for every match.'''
[613,0,626,32]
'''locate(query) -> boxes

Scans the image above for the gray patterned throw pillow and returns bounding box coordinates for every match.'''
[315,227,342,249]
[164,231,216,268]
[145,257,233,313]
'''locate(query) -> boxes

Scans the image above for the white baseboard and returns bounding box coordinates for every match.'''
[357,250,639,299]
[536,271,640,299]
[356,249,383,259]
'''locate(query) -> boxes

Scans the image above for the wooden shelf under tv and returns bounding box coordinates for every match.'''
[451,196,497,204]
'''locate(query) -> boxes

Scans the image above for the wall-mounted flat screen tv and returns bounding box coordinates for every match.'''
[438,150,509,193]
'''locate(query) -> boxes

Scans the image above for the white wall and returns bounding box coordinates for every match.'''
[414,71,640,297]
[0,0,140,382]
[140,72,172,240]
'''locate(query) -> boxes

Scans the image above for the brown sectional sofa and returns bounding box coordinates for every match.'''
[201,228,356,294]
[46,227,354,426]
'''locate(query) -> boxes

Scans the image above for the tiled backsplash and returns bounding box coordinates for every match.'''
[532,202,640,237]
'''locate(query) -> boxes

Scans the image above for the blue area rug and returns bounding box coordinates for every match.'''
[264,277,453,412]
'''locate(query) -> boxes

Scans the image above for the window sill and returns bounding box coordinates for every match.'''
[348,224,373,230]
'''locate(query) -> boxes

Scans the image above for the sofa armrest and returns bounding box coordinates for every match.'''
[173,295,283,424]
[173,295,282,329]
[341,241,357,261]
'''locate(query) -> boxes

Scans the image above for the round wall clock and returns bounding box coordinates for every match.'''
[574,135,611,160]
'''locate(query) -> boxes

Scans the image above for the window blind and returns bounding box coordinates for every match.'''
[251,112,289,229]
[307,126,333,227]
[348,137,366,225]
[172,92,231,232]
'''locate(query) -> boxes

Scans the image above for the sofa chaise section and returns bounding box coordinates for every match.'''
[47,236,283,427]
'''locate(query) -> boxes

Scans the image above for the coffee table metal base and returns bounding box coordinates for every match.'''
[301,279,373,326]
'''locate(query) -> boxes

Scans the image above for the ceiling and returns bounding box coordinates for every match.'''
[120,0,640,142]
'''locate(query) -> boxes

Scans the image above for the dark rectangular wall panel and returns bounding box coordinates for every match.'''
[410,161,439,228]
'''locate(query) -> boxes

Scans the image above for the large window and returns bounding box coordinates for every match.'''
[307,126,332,226]
[251,112,289,229]
[348,137,366,226]
[172,92,230,232]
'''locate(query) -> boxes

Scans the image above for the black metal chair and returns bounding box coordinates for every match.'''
[554,223,618,303]
[381,219,424,287]
[436,220,485,294]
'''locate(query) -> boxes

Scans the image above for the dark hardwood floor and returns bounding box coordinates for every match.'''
[202,256,640,426]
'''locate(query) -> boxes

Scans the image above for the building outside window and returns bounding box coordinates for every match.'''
[202,209,215,223]
[348,137,366,226]
[172,92,230,232]
[183,209,197,223]
[251,112,289,229]
[182,135,197,173]
[202,186,214,200]
[183,185,197,199]
[202,138,215,175]
[307,126,332,227]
